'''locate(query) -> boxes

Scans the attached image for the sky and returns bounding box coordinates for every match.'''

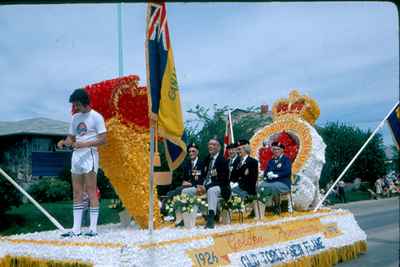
[0,2,398,146]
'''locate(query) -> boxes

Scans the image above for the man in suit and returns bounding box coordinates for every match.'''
[230,139,259,198]
[167,143,204,198]
[227,143,241,179]
[162,143,203,224]
[257,141,292,207]
[182,138,230,228]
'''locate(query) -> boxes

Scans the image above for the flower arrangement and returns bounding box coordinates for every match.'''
[220,195,245,212]
[165,194,207,217]
[257,187,273,204]
[108,198,125,212]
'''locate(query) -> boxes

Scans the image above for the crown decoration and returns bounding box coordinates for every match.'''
[272,90,320,125]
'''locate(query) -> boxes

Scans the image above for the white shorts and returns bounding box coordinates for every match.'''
[71,148,99,175]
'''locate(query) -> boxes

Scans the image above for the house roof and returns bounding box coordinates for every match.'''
[0,117,69,137]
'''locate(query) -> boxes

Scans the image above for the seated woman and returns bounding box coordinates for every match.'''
[257,141,292,211]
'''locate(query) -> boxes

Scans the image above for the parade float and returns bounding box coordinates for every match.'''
[0,81,367,267]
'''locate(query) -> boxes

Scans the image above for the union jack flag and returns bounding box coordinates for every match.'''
[147,2,170,51]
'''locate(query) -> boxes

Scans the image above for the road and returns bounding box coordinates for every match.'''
[336,197,399,267]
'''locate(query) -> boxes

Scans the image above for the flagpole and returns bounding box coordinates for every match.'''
[117,2,124,77]
[229,110,234,143]
[145,3,155,234]
[149,125,155,233]
[314,101,400,211]
[0,168,65,231]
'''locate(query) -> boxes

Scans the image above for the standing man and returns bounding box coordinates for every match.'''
[257,142,291,210]
[230,139,259,198]
[58,88,107,237]
[183,138,230,228]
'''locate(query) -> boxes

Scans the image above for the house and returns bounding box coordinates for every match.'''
[0,118,71,187]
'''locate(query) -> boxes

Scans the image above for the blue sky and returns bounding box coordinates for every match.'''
[0,2,398,145]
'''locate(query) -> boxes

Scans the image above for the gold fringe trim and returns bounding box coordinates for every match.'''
[276,240,368,267]
[0,255,93,267]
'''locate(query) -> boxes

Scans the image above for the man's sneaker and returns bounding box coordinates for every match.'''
[84,230,98,237]
[60,231,81,238]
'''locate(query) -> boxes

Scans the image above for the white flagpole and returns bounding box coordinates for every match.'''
[229,110,234,143]
[0,168,65,231]
[314,101,400,211]
[145,3,155,234]
[149,126,155,233]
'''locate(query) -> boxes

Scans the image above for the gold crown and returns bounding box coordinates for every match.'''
[271,90,320,125]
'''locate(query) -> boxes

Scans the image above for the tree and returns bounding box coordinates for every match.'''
[185,104,272,159]
[389,145,399,173]
[317,122,387,188]
[164,105,271,189]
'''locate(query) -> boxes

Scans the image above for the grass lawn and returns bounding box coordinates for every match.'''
[0,199,120,236]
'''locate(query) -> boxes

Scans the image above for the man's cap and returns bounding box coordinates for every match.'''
[271,141,285,149]
[226,143,238,149]
[237,139,250,146]
[187,142,199,152]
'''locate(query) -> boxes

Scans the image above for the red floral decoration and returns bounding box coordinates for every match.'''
[73,75,149,130]
[258,131,299,171]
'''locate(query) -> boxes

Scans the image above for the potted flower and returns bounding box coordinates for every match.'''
[109,198,130,227]
[254,188,272,220]
[220,196,245,224]
[165,194,207,228]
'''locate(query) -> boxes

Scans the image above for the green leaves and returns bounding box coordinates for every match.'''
[317,122,387,188]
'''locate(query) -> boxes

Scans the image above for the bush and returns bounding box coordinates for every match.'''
[97,169,117,199]
[28,178,71,202]
[0,172,22,216]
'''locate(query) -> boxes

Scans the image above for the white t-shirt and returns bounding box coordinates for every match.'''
[69,109,106,151]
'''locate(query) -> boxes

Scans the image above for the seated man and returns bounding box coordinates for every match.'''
[166,143,204,199]
[161,143,203,220]
[227,143,240,179]
[230,139,258,198]
[257,141,292,210]
[182,138,230,229]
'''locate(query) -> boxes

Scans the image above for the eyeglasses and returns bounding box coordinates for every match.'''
[188,150,197,153]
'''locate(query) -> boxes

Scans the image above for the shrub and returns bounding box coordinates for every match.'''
[97,169,117,199]
[28,177,71,202]
[0,172,22,216]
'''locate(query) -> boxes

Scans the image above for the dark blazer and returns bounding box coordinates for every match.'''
[202,153,231,200]
[228,156,241,179]
[264,154,292,189]
[182,158,204,187]
[231,156,259,195]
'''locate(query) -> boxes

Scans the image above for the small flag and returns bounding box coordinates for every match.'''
[146,2,186,170]
[223,111,235,159]
[387,102,400,149]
